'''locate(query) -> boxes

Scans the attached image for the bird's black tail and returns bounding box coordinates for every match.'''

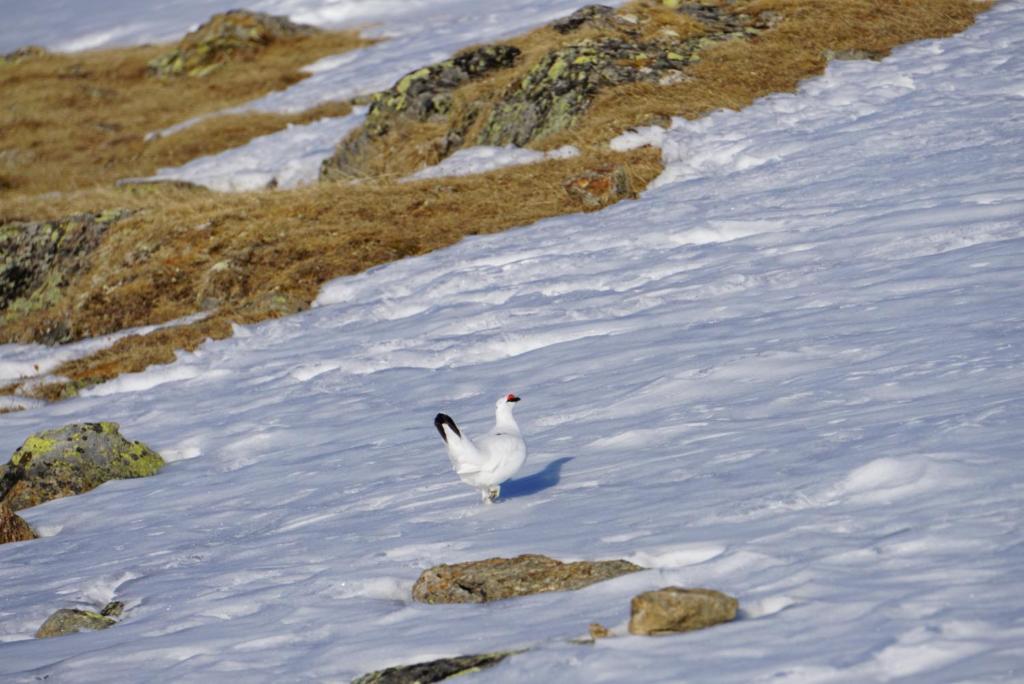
[434,413,461,443]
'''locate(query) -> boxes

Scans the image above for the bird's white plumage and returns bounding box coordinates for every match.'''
[437,394,527,503]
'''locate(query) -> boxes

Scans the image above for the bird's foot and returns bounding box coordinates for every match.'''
[487,486,500,503]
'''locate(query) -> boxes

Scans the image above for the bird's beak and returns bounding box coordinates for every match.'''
[508,395,521,402]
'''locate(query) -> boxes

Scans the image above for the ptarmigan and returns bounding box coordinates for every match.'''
[434,393,527,503]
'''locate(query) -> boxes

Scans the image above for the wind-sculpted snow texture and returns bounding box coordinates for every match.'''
[1,2,1023,682]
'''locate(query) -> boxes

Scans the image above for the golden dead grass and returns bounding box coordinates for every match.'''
[0,0,990,400]
[0,30,369,195]
[543,0,991,148]
[4,147,663,398]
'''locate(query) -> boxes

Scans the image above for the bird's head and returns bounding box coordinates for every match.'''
[498,393,521,408]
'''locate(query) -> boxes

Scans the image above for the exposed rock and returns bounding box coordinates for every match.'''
[628,587,738,636]
[0,209,131,344]
[352,651,520,684]
[564,165,631,208]
[412,554,642,604]
[476,37,685,148]
[148,10,319,77]
[477,3,778,147]
[322,2,775,179]
[0,501,35,544]
[2,46,48,65]
[35,605,120,639]
[100,600,125,618]
[588,622,611,639]
[551,5,616,34]
[0,422,165,511]
[321,44,521,180]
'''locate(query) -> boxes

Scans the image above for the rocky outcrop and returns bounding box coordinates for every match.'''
[2,46,48,65]
[148,10,319,77]
[0,422,165,511]
[628,587,738,636]
[321,2,778,179]
[551,5,616,34]
[352,651,520,684]
[0,210,130,344]
[0,501,35,543]
[320,45,521,180]
[475,37,687,148]
[35,601,124,639]
[411,554,642,604]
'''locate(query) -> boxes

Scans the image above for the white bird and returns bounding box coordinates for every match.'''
[434,393,527,503]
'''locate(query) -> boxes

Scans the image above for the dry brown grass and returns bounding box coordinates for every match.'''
[0,30,368,195]
[0,1,990,400]
[543,0,990,149]
[4,147,662,397]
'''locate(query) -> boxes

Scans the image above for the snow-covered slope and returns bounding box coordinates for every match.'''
[2,2,1023,682]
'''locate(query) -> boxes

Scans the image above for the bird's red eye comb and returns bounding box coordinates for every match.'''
[506,393,521,402]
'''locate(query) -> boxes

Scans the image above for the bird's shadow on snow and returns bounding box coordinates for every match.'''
[502,457,574,499]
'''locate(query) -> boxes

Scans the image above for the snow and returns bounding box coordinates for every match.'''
[2,1,1024,682]
[149,110,367,191]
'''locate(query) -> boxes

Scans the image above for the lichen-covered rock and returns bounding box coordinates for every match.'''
[0,501,35,544]
[628,587,738,636]
[321,2,775,179]
[411,554,642,604]
[320,44,521,180]
[352,651,519,684]
[35,606,118,639]
[564,165,631,208]
[2,45,48,65]
[148,10,319,77]
[0,422,165,511]
[0,209,131,344]
[551,5,616,34]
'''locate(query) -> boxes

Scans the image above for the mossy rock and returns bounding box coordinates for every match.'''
[148,10,319,77]
[35,606,119,639]
[1,45,48,65]
[0,422,165,511]
[321,2,774,179]
[0,209,131,344]
[321,44,521,180]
